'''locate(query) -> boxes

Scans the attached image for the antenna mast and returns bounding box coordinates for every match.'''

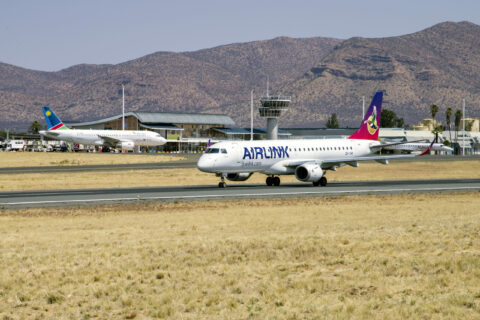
[266,75,269,97]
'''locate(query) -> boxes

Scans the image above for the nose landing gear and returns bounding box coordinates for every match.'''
[266,176,281,186]
[218,175,227,188]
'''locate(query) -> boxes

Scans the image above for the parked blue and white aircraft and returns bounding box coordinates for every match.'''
[39,106,166,151]
[197,91,420,188]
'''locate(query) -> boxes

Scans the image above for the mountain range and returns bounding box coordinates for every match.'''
[1,21,479,130]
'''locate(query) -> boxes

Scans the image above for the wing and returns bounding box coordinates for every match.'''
[98,135,123,147]
[283,154,415,170]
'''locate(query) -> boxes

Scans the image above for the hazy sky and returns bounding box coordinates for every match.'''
[2,0,480,71]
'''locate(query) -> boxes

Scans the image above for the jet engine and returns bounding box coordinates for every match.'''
[117,141,135,150]
[226,172,253,181]
[295,163,323,182]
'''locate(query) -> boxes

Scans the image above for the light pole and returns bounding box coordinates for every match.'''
[250,90,254,141]
[462,98,465,156]
[122,84,125,130]
[362,95,365,119]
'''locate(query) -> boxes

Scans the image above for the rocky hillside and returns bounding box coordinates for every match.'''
[0,36,340,130]
[282,21,480,127]
[2,21,480,131]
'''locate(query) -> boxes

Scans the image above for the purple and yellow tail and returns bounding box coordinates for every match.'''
[349,91,382,141]
[42,106,70,130]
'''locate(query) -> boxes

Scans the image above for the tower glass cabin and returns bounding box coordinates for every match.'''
[259,96,291,140]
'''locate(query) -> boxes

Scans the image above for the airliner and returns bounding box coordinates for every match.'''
[39,106,166,150]
[197,91,421,188]
[382,140,453,153]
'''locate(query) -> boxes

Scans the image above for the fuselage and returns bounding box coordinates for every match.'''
[40,129,166,146]
[197,138,380,175]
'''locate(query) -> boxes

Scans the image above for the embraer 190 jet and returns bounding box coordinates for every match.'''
[197,91,421,188]
[39,106,166,150]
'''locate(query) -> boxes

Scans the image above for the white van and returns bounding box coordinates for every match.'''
[5,140,25,151]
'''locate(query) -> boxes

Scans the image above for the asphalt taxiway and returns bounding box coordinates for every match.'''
[1,178,479,209]
[1,155,478,174]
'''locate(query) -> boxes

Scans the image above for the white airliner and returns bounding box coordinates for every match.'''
[39,106,166,150]
[197,91,420,188]
[382,141,453,153]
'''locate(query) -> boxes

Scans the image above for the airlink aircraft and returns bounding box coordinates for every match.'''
[39,106,166,150]
[197,91,422,188]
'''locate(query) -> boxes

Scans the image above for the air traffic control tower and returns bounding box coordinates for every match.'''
[259,95,291,140]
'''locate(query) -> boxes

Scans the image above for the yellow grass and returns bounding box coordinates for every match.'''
[1,160,480,191]
[0,152,184,167]
[1,193,479,319]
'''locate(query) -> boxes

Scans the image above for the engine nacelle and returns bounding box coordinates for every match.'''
[295,163,323,182]
[226,172,253,181]
[117,141,135,150]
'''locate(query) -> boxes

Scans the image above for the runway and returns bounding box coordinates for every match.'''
[1,178,479,209]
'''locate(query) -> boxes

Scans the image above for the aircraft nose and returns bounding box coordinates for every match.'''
[197,156,214,172]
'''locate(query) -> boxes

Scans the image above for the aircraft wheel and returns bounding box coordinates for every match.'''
[320,176,327,187]
[218,182,227,188]
[313,180,320,187]
[273,176,281,186]
[266,176,273,186]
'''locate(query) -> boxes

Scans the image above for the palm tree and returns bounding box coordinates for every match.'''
[430,104,439,127]
[445,107,453,144]
[29,120,43,134]
[454,109,462,154]
[430,104,439,141]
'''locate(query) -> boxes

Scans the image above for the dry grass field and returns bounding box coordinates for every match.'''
[0,193,479,319]
[1,160,480,191]
[0,152,184,167]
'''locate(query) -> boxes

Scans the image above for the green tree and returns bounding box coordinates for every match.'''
[325,113,339,129]
[445,107,453,145]
[430,104,439,127]
[454,109,462,154]
[432,124,443,141]
[454,109,462,141]
[29,120,43,134]
[465,120,474,131]
[380,108,405,128]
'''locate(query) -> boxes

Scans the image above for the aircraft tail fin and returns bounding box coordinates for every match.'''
[42,106,69,130]
[349,91,382,141]
[205,139,211,152]
[420,139,435,156]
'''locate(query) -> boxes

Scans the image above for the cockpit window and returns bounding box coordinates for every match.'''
[206,148,219,153]
[221,149,227,154]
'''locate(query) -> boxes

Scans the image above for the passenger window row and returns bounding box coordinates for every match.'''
[293,146,353,152]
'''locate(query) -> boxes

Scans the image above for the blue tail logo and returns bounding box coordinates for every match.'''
[42,106,69,130]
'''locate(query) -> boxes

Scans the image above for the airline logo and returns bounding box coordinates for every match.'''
[243,146,289,160]
[46,110,52,116]
[365,106,379,135]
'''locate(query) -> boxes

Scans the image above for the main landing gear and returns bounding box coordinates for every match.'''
[312,176,327,187]
[218,176,227,188]
[266,176,280,186]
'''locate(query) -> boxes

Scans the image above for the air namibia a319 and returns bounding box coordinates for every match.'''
[197,91,422,188]
[40,106,166,150]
